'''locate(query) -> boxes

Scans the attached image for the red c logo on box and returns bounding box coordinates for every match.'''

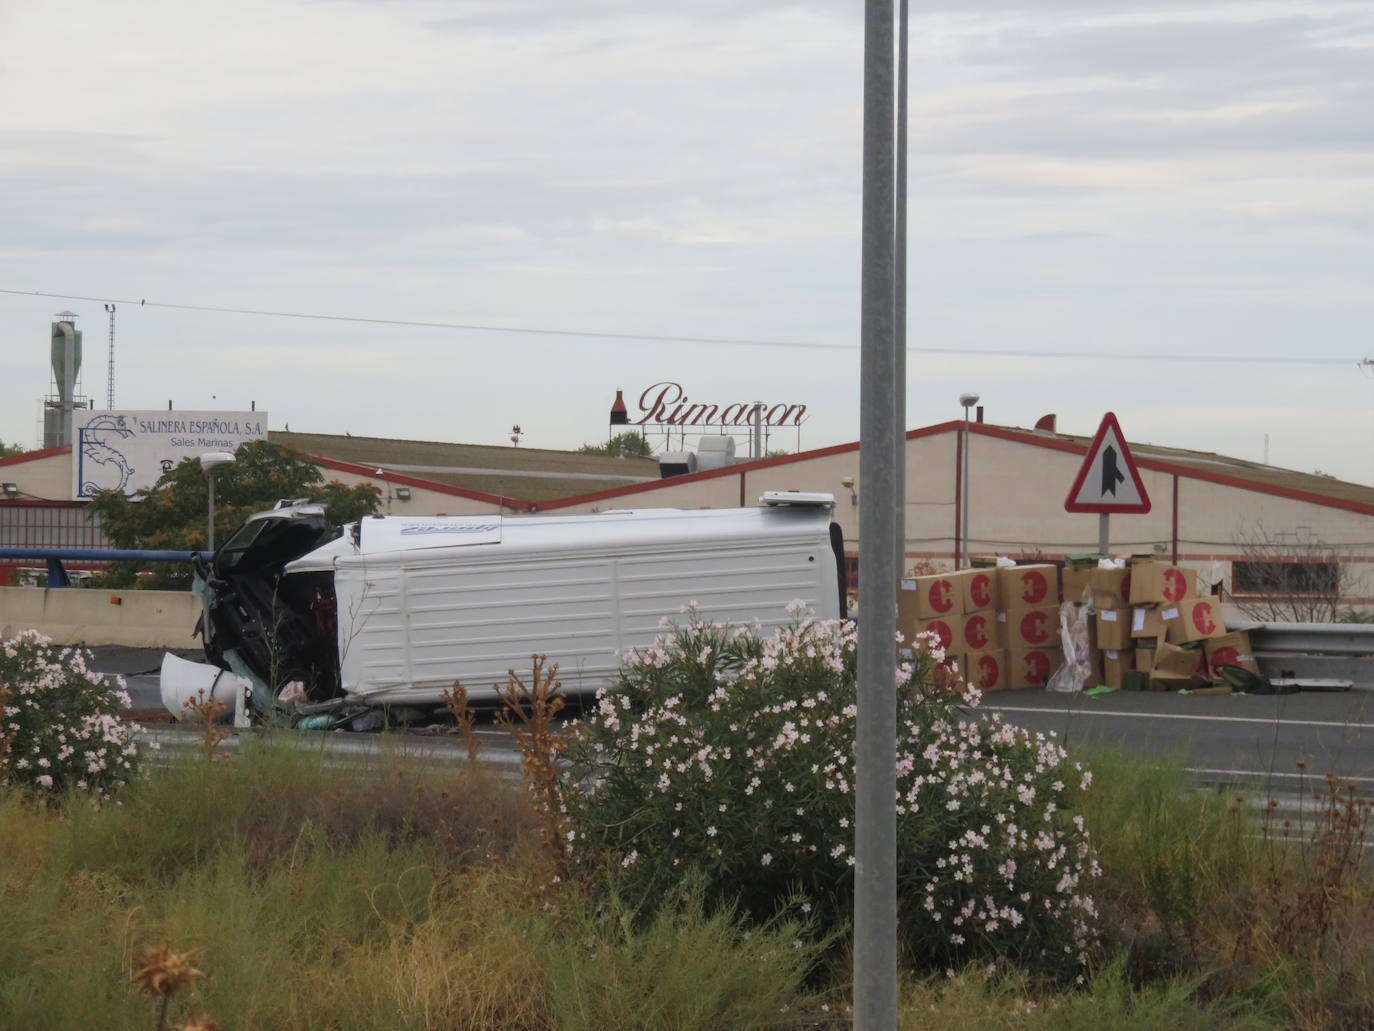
[1021,610,1049,644]
[970,573,992,607]
[928,620,952,650]
[966,616,988,650]
[1211,646,1238,667]
[1163,568,1187,602]
[1020,571,1048,604]
[1192,602,1216,635]
[978,653,999,688]
[1024,651,1050,683]
[930,580,954,613]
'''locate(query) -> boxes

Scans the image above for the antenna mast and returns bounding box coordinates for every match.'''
[103,304,116,409]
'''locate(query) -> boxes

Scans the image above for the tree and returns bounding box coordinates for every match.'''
[86,440,381,588]
[1229,524,1355,623]
[576,432,654,458]
[0,439,26,458]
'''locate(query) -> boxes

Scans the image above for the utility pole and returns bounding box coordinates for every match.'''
[856,0,898,1027]
[103,304,116,409]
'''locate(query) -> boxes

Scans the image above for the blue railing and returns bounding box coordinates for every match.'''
[0,547,208,588]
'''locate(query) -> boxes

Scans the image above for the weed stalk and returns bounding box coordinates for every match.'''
[494,655,569,878]
[180,689,230,761]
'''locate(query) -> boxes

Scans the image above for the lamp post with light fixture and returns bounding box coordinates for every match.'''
[198,452,236,551]
[959,393,979,569]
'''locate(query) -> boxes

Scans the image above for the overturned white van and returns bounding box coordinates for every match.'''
[167,493,847,726]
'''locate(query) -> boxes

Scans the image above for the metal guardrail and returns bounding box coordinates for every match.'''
[0,546,207,587]
[1233,621,1374,656]
[1231,621,1374,687]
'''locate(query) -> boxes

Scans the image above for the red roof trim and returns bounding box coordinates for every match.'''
[307,455,523,508]
[539,420,1374,516]
[970,423,1374,517]
[0,445,71,468]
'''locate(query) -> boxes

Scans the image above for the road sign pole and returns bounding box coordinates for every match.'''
[1099,513,1109,556]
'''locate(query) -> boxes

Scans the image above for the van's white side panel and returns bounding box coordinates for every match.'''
[331,533,838,703]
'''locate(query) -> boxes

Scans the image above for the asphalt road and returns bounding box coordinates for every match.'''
[91,647,1374,795]
[979,687,1374,793]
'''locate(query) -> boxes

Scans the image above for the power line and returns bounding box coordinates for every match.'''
[0,287,1361,367]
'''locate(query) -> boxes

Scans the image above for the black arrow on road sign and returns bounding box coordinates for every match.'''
[1102,445,1126,496]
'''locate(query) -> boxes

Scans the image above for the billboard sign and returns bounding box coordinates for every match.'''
[72,410,269,499]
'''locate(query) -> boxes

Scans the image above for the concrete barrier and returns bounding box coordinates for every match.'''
[0,586,201,648]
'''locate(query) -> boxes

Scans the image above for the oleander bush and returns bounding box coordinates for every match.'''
[0,630,145,799]
[560,607,1101,981]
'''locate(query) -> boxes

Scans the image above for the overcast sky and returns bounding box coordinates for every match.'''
[2,0,1372,483]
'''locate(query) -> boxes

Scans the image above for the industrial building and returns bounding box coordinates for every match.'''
[4,412,1372,616]
[3,312,1369,608]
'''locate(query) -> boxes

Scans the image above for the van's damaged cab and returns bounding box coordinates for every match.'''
[163,494,847,729]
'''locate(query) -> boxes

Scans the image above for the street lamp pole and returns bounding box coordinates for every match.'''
[198,452,236,552]
[959,393,979,569]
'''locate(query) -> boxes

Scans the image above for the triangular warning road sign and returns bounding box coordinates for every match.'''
[1064,412,1152,514]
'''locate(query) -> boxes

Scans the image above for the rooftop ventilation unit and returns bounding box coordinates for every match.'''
[696,435,736,470]
[659,451,697,478]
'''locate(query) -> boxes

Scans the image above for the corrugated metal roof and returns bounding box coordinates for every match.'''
[269,431,661,502]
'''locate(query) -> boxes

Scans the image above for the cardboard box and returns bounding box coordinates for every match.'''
[1136,646,1156,674]
[968,649,1008,692]
[1162,596,1227,644]
[1001,605,1060,649]
[916,616,957,654]
[896,580,923,640]
[1204,631,1260,675]
[962,568,1000,613]
[1061,561,1095,606]
[1007,646,1061,689]
[1089,566,1132,609]
[997,565,1059,609]
[1148,670,1209,692]
[1130,605,1166,640]
[930,652,967,694]
[1095,607,1132,650]
[960,611,997,653]
[902,574,963,620]
[1129,561,1196,605]
[1152,640,1208,678]
[1102,648,1133,690]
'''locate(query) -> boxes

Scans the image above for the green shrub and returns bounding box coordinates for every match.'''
[561,609,1101,981]
[0,630,145,799]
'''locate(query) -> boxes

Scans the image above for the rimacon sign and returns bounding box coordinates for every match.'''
[630,382,807,428]
[72,410,268,499]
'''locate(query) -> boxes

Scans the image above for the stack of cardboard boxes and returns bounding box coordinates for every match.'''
[1091,558,1259,691]
[897,564,1064,691]
[896,557,1261,693]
